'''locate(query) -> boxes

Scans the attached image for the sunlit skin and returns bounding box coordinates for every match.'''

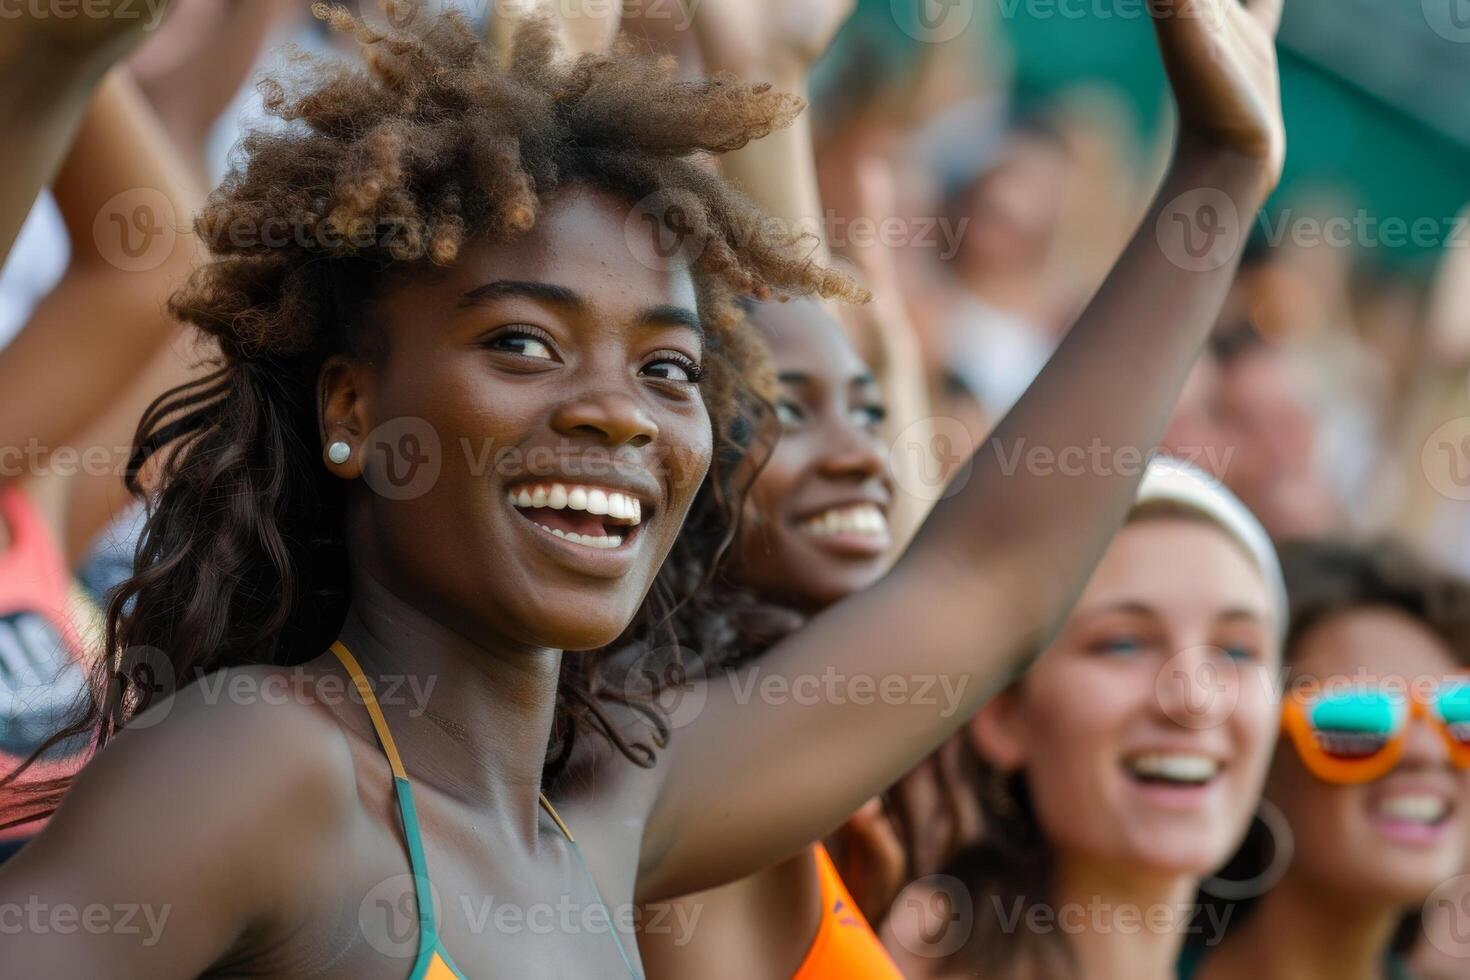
[642,299,900,979]
[967,518,1280,979]
[1200,609,1470,980]
[2,185,719,978]
[325,184,712,654]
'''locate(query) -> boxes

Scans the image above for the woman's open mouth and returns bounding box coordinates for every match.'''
[794,503,891,557]
[1368,787,1457,847]
[506,482,645,550]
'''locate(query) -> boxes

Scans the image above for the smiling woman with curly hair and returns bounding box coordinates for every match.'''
[0,0,1287,975]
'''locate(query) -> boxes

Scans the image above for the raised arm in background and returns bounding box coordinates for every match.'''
[486,0,622,61]
[0,70,199,497]
[634,0,1287,901]
[683,0,934,546]
[0,1,168,264]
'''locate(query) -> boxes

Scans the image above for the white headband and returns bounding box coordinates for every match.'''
[1134,455,1287,639]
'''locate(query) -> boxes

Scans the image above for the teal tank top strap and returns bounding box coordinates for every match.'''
[393,774,468,979]
[332,640,638,979]
[330,641,467,980]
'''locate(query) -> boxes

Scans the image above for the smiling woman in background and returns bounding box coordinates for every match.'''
[1188,539,1470,980]
[890,460,1286,980]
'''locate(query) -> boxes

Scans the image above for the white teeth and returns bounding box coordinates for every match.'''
[1128,754,1219,783]
[1378,794,1449,824]
[506,483,643,527]
[534,524,624,549]
[799,504,889,538]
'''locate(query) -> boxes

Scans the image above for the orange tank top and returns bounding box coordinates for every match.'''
[792,845,903,980]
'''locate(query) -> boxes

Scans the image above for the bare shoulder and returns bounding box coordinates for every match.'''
[0,665,370,974]
[111,663,363,806]
[21,663,367,891]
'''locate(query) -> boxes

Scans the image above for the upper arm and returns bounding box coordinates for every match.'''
[637,558,1030,900]
[0,673,361,978]
[0,70,200,495]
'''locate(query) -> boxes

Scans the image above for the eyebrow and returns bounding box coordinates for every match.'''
[460,281,700,335]
[1089,601,1266,625]
[777,370,879,387]
[460,280,585,310]
[1216,608,1268,625]
[640,304,703,335]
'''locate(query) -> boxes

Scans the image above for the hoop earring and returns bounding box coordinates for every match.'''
[327,441,352,465]
[1200,797,1294,901]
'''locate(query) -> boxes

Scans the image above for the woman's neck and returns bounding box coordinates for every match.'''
[1051,856,1200,980]
[1204,872,1401,980]
[334,567,562,841]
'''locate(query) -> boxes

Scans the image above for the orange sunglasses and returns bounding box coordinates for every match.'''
[1280,679,1470,784]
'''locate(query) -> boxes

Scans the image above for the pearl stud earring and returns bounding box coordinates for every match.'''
[327,441,352,465]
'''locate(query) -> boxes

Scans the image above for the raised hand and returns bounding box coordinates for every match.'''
[1151,0,1286,200]
[489,0,621,60]
[682,0,855,80]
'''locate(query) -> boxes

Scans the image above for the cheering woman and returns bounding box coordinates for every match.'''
[1186,540,1470,980]
[890,459,1285,980]
[1,1,1284,976]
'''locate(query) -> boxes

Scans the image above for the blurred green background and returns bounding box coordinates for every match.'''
[820,0,1470,267]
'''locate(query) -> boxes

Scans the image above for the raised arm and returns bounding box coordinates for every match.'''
[637,0,1285,900]
[685,0,934,546]
[684,0,852,266]
[0,70,199,494]
[487,0,622,61]
[0,2,166,264]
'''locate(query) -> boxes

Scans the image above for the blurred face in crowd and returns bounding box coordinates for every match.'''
[974,515,1279,878]
[733,299,895,612]
[1162,358,1230,475]
[1268,609,1470,906]
[954,133,1070,284]
[1215,344,1339,539]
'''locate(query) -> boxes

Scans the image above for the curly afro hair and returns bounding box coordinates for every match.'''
[2,2,866,824]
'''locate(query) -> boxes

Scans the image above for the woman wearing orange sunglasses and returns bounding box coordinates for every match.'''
[1187,539,1470,980]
